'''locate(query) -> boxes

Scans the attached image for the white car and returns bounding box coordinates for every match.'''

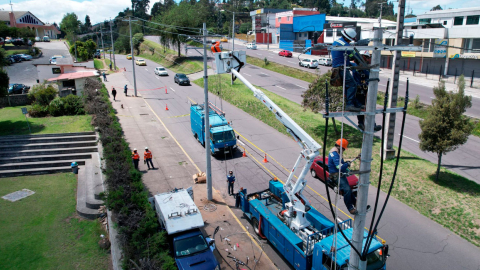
[18,54,33,61]
[155,66,168,76]
[318,57,332,66]
[299,58,319,69]
[246,43,257,50]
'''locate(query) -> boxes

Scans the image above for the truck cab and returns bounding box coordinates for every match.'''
[151,188,220,270]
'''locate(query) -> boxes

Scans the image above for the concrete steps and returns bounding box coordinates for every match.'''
[0,153,93,164]
[0,135,97,145]
[0,147,98,158]
[76,153,104,219]
[0,166,73,177]
[0,160,87,171]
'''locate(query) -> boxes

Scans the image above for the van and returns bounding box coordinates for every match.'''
[319,57,332,66]
[246,43,257,50]
[43,36,50,42]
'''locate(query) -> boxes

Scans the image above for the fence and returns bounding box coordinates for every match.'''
[0,94,32,108]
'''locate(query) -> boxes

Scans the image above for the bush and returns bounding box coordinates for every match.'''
[28,84,57,106]
[28,103,48,117]
[62,94,85,115]
[48,97,65,116]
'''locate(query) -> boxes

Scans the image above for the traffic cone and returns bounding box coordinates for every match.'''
[165,104,169,111]
[165,88,168,94]
[263,153,268,163]
[242,147,247,157]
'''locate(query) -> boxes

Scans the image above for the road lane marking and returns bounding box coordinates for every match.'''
[294,84,307,89]
[288,61,296,64]
[276,85,286,90]
[170,87,176,92]
[145,68,148,71]
[243,73,252,77]
[155,76,160,80]
[256,53,262,55]
[400,134,420,143]
[143,99,272,263]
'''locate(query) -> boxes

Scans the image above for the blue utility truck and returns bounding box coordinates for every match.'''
[190,102,237,155]
[151,188,220,270]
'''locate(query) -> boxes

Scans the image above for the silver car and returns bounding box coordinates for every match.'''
[299,58,319,69]
[155,66,168,76]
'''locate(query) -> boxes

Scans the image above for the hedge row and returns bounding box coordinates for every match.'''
[83,78,176,270]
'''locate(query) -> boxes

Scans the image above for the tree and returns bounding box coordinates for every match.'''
[418,77,474,181]
[0,22,11,44]
[431,5,443,11]
[0,70,9,98]
[239,22,252,34]
[85,15,92,31]
[60,13,80,34]
[151,2,164,16]
[302,71,344,113]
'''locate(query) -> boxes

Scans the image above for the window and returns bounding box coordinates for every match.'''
[63,80,75,88]
[412,26,418,29]
[464,38,480,53]
[423,39,430,52]
[52,68,61,74]
[326,29,333,37]
[337,29,342,35]
[454,16,464,25]
[466,15,480,25]
[419,18,431,24]
[287,16,290,21]
[443,21,447,25]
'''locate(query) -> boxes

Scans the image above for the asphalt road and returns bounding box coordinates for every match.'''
[115,55,480,270]
[145,36,480,185]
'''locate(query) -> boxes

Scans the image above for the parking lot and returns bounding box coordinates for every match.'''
[5,41,71,87]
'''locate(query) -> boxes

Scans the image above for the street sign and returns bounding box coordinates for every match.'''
[21,107,28,114]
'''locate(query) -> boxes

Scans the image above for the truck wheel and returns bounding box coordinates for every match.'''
[310,169,317,179]
[252,218,260,236]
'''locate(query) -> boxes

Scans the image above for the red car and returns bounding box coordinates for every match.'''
[278,50,292,57]
[310,156,359,192]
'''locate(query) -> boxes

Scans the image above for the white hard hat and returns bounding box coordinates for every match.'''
[341,28,357,41]
[133,148,137,151]
[145,147,148,149]
[360,50,371,57]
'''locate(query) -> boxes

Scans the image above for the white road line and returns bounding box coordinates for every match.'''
[155,76,160,80]
[276,85,286,90]
[243,73,252,77]
[170,87,176,92]
[256,53,262,56]
[287,61,296,64]
[295,84,307,89]
[400,134,420,143]
[145,68,148,71]
[429,97,435,99]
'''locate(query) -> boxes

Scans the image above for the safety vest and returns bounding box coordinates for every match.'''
[132,152,140,160]
[211,42,221,53]
[144,150,152,159]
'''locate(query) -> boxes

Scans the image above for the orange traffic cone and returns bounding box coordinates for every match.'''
[242,147,247,157]
[165,88,168,94]
[263,153,268,163]
[165,104,169,111]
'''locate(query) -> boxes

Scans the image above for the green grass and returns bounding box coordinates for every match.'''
[194,74,480,247]
[0,106,93,136]
[138,39,204,74]
[93,59,104,70]
[5,49,29,56]
[246,55,319,83]
[104,58,119,74]
[0,173,109,269]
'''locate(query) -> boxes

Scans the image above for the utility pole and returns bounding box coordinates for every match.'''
[349,27,383,270]
[383,0,406,160]
[100,27,105,59]
[231,12,235,85]
[123,16,138,97]
[266,13,270,51]
[74,34,78,61]
[110,18,116,70]
[378,1,387,27]
[203,22,212,201]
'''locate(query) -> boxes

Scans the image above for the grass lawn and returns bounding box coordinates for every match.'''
[246,55,319,83]
[5,49,29,56]
[138,39,204,74]
[0,106,93,136]
[0,173,109,270]
[194,74,480,247]
[94,59,104,70]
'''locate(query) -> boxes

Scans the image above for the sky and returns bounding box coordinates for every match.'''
[1,0,480,26]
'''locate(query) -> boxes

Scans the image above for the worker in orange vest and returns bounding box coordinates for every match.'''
[132,148,140,170]
[144,147,154,170]
[211,40,221,53]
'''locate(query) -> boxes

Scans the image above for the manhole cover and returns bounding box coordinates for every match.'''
[140,113,149,116]
[2,189,35,202]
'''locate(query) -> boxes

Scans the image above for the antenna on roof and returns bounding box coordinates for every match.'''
[9,0,14,12]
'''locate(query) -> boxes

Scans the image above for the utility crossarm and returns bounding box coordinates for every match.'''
[231,68,322,231]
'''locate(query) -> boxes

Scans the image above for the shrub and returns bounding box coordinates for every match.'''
[48,97,65,116]
[62,94,85,115]
[28,103,48,117]
[28,83,57,106]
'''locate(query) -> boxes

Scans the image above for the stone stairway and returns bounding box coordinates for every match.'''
[0,131,105,219]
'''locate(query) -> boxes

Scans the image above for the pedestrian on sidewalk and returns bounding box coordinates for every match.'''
[112,87,117,101]
[144,147,154,169]
[124,84,128,96]
[102,72,107,82]
[227,170,235,195]
[132,148,140,170]
[109,62,112,70]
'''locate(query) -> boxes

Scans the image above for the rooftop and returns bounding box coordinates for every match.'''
[47,71,98,82]
[417,7,480,18]
[325,16,396,26]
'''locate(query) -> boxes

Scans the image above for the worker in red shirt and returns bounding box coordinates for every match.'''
[144,147,154,170]
[132,148,140,170]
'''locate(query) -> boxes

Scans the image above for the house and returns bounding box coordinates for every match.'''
[0,11,60,39]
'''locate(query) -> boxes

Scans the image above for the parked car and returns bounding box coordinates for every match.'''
[155,66,168,76]
[246,43,257,50]
[174,73,190,85]
[50,55,64,64]
[126,54,132,60]
[299,58,319,68]
[0,37,4,46]
[310,156,359,192]
[318,57,332,66]
[35,36,42,42]
[12,38,24,46]
[135,59,146,66]
[18,54,32,61]
[43,36,50,42]
[5,56,15,65]
[278,50,292,57]
[10,55,23,63]
[8,84,30,95]
[220,36,228,42]
[94,52,101,59]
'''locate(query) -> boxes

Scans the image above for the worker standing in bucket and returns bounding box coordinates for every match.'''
[327,139,360,215]
[331,28,363,112]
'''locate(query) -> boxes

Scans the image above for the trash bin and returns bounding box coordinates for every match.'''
[71,162,79,174]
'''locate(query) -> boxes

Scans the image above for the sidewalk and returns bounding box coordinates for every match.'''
[102,72,277,269]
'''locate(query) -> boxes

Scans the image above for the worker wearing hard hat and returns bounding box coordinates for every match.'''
[132,148,140,170]
[211,40,221,53]
[353,50,382,132]
[144,147,154,170]
[331,28,363,112]
[327,139,360,215]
